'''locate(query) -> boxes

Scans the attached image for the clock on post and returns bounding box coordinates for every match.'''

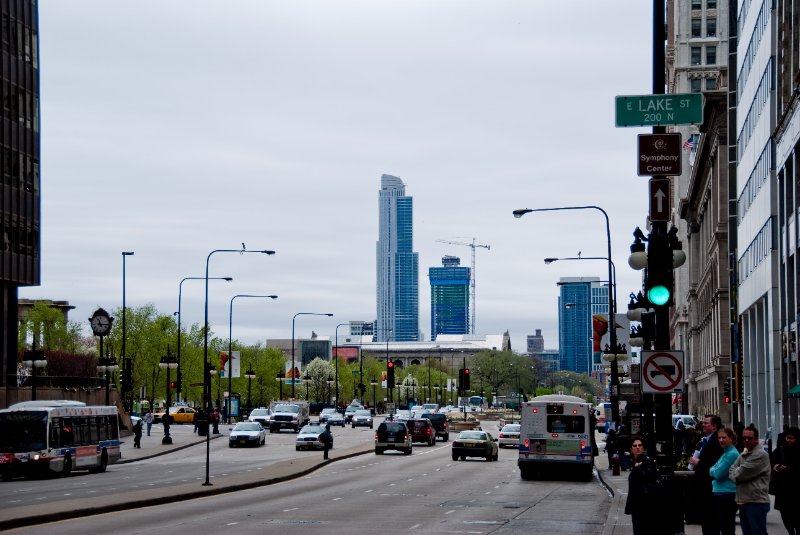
[89,308,113,337]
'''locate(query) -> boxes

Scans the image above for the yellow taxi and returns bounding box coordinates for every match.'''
[153,406,197,424]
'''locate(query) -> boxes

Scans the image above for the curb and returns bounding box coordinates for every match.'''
[0,445,373,531]
[116,434,223,464]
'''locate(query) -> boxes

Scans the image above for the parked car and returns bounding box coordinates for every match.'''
[228,422,266,448]
[352,409,373,429]
[153,406,196,424]
[247,408,272,426]
[326,412,345,427]
[498,423,520,448]
[452,430,498,461]
[420,412,449,441]
[672,414,698,430]
[405,418,436,446]
[374,420,412,455]
[318,408,338,424]
[295,424,331,451]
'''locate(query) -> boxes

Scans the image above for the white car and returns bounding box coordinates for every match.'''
[229,422,266,448]
[318,408,338,423]
[247,408,272,426]
[351,409,373,428]
[327,412,345,427]
[295,424,330,451]
[498,423,521,448]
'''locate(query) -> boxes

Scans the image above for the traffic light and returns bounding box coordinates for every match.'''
[645,230,674,307]
[120,368,131,393]
[169,381,176,390]
[387,361,395,385]
[463,368,470,390]
[458,368,465,391]
[723,378,732,403]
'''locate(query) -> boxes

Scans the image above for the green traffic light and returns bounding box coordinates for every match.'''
[647,285,671,306]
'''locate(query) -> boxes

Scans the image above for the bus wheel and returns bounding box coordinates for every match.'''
[520,467,533,481]
[62,455,72,477]
[91,450,108,473]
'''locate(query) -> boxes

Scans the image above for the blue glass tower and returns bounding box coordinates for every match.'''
[557,277,609,375]
[376,174,419,342]
[429,256,470,338]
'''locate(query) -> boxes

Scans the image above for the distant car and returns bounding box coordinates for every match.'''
[344,405,361,423]
[498,424,521,448]
[672,414,698,430]
[406,418,436,446]
[393,410,412,421]
[452,430,498,461]
[247,408,272,426]
[326,412,345,427]
[420,412,449,441]
[153,406,196,424]
[296,424,331,451]
[352,409,373,429]
[229,422,266,448]
[375,421,412,455]
[318,408,338,424]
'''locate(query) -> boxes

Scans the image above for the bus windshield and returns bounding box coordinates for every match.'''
[547,415,585,434]
[0,411,47,453]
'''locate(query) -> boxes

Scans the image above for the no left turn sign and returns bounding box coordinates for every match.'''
[641,351,684,394]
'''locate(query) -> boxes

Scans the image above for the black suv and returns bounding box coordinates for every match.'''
[405,418,436,446]
[375,421,412,455]
[420,412,449,442]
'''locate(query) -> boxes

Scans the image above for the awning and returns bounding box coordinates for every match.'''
[789,384,800,398]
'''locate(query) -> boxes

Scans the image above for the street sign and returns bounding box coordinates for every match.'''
[615,93,703,127]
[641,351,684,394]
[638,133,681,176]
[650,178,671,221]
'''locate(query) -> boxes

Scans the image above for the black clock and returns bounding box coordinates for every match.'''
[89,308,113,336]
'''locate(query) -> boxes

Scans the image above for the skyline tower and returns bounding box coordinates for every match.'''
[557,277,608,375]
[376,174,419,342]
[429,256,470,339]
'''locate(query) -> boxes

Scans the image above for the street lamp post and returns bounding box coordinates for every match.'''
[121,251,134,413]
[334,323,349,408]
[371,377,377,410]
[177,276,232,403]
[245,365,256,416]
[291,312,334,398]
[159,348,178,445]
[228,294,277,423]
[514,205,620,425]
[276,373,284,400]
[202,246,274,486]
[97,349,119,406]
[23,351,46,401]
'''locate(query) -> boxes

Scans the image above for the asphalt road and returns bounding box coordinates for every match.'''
[4,421,611,535]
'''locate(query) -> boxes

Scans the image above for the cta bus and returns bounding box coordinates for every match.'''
[0,400,121,478]
[517,394,594,481]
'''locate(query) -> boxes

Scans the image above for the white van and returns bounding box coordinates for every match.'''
[672,414,698,430]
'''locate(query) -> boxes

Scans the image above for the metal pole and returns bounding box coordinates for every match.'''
[122,252,134,412]
[335,323,349,406]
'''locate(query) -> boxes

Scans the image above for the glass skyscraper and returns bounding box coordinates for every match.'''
[376,174,419,342]
[557,277,608,375]
[429,256,470,338]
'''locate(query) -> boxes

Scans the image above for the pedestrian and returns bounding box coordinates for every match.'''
[193,409,199,433]
[689,414,723,535]
[728,425,771,535]
[624,436,668,535]
[708,427,739,535]
[616,425,632,471]
[212,408,220,434]
[769,426,800,535]
[322,423,333,460]
[132,418,142,448]
[776,424,791,450]
[605,428,618,468]
[144,410,154,436]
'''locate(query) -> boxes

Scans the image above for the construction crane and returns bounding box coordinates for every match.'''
[435,237,491,334]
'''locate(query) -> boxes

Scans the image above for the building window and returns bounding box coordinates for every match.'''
[692,19,702,37]
[707,0,716,8]
[691,0,702,8]
[706,78,717,90]
[691,78,702,93]
[691,47,702,65]
[707,18,716,37]
[706,45,717,65]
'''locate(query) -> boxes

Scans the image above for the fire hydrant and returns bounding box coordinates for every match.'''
[611,453,621,476]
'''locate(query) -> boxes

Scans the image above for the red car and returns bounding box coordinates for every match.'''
[405,418,436,446]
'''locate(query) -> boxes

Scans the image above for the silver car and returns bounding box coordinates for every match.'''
[351,409,373,429]
[498,423,521,448]
[247,408,272,426]
[229,422,266,448]
[295,424,330,451]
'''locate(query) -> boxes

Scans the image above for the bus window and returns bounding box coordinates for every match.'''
[62,417,75,447]
[0,411,47,452]
[547,415,584,434]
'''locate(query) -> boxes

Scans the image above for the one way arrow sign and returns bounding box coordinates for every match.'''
[650,178,670,221]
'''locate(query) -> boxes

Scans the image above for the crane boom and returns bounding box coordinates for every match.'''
[435,237,490,334]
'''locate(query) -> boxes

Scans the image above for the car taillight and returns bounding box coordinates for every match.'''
[581,440,586,449]
[524,438,529,448]
[426,428,431,435]
[499,434,506,438]
[375,433,378,440]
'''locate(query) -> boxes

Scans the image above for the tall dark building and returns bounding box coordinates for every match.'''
[1,0,40,386]
[429,255,469,338]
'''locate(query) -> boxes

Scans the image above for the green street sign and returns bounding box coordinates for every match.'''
[615,93,703,127]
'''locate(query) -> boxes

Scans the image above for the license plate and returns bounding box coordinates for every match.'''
[239,439,247,444]
[387,437,396,442]
[464,442,474,447]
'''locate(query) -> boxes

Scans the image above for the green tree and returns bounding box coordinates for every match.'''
[18,301,86,354]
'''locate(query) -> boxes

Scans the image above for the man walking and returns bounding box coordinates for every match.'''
[729,425,771,535]
[689,414,724,533]
[144,410,154,437]
[322,424,333,460]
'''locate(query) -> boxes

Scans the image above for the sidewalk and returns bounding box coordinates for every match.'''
[595,452,783,534]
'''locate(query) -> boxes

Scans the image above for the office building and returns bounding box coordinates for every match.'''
[1,0,40,386]
[527,329,544,355]
[429,255,470,338]
[557,277,609,375]
[376,174,419,342]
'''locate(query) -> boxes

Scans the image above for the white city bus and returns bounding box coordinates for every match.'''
[517,394,594,481]
[0,400,121,478]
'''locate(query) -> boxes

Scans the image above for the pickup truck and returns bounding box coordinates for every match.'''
[269,401,310,433]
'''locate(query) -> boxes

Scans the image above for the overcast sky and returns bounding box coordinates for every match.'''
[22,1,655,353]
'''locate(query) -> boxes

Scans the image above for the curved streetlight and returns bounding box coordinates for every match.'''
[121,251,134,412]
[177,276,232,403]
[291,312,334,398]
[227,294,278,423]
[202,246,275,487]
[513,205,621,425]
